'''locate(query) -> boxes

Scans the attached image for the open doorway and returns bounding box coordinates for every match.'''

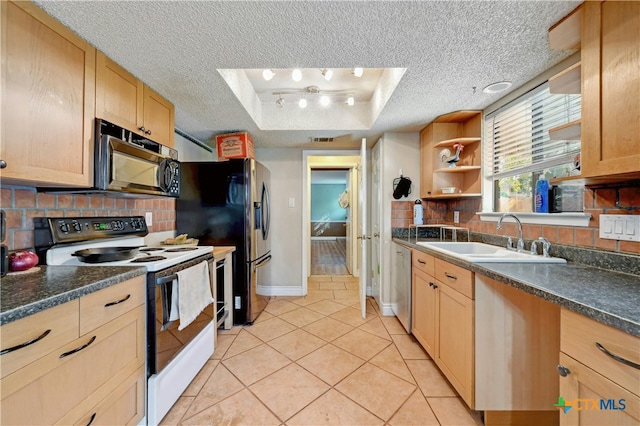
[310,169,350,275]
[303,154,361,284]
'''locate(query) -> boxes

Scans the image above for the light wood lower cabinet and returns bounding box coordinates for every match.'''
[411,251,474,407]
[558,308,640,426]
[0,276,146,425]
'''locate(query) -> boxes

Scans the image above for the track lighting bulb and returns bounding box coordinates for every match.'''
[346,96,355,106]
[322,68,333,81]
[275,96,285,108]
[262,69,275,81]
[353,67,364,77]
[320,95,330,106]
[299,98,307,108]
[292,69,302,82]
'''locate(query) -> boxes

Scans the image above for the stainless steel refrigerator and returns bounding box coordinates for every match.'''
[176,158,271,325]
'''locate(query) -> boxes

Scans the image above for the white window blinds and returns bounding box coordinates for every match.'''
[484,82,581,179]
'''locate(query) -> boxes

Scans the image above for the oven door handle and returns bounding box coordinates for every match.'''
[156,273,178,285]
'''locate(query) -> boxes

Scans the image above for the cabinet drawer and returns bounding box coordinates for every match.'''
[435,258,474,299]
[0,300,79,379]
[71,366,145,426]
[1,305,145,425]
[412,249,434,275]
[80,276,146,335]
[561,309,640,395]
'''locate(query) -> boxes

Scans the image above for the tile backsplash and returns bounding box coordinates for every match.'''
[1,186,176,250]
[392,185,640,255]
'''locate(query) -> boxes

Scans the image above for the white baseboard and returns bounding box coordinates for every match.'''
[257,285,306,297]
[378,302,395,316]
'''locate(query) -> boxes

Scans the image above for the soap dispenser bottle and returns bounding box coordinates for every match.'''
[535,175,550,213]
[413,200,424,225]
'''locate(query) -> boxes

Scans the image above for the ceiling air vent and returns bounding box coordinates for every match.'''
[308,137,334,143]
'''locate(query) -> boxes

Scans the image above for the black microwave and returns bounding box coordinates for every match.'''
[94,119,180,197]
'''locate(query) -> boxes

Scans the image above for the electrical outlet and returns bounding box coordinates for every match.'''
[145,212,153,226]
[288,197,295,208]
[453,211,460,224]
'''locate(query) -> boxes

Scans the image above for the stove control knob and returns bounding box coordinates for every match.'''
[111,220,124,231]
[72,222,82,232]
[59,222,69,233]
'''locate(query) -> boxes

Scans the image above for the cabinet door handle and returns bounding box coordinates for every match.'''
[0,160,6,169]
[104,294,131,307]
[145,130,152,135]
[595,342,640,370]
[444,272,457,280]
[418,259,426,264]
[429,282,434,287]
[86,413,97,426]
[139,126,146,132]
[433,284,438,289]
[556,364,570,377]
[0,329,51,355]
[59,336,96,359]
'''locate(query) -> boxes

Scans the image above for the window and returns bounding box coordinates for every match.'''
[484,82,581,212]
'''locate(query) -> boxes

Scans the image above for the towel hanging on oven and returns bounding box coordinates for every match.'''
[169,261,213,331]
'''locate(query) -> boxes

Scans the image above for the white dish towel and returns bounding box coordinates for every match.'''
[169,261,213,331]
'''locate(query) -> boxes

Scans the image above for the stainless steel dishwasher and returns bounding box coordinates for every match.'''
[391,242,412,332]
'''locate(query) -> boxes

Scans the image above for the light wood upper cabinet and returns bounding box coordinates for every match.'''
[420,111,482,199]
[0,1,95,187]
[581,1,640,179]
[96,51,175,147]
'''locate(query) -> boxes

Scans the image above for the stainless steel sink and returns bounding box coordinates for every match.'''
[416,241,567,263]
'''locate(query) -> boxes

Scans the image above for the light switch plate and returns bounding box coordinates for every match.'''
[145,212,153,226]
[599,214,640,242]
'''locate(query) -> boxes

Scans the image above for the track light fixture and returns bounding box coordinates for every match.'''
[291,69,302,82]
[353,67,364,77]
[321,68,333,81]
[272,86,355,109]
[262,69,275,81]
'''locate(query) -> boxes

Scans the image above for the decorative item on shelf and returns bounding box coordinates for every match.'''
[440,142,464,167]
[338,190,349,208]
[441,187,456,194]
[392,175,412,199]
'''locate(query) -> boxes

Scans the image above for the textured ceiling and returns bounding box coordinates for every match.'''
[33,0,580,150]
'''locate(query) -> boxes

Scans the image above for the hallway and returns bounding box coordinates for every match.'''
[310,238,349,276]
[160,275,483,425]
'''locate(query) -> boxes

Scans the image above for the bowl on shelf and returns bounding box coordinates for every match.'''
[441,187,456,194]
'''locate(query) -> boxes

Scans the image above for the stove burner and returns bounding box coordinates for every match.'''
[130,255,166,263]
[140,247,165,253]
[163,247,199,252]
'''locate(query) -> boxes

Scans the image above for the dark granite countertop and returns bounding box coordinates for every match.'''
[0,266,146,325]
[394,238,640,337]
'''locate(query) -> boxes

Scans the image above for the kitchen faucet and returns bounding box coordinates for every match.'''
[497,212,525,252]
[531,237,552,257]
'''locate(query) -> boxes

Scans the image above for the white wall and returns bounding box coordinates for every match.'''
[255,148,305,294]
[377,132,420,314]
[174,132,216,162]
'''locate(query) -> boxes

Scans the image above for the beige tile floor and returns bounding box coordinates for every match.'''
[160,275,484,426]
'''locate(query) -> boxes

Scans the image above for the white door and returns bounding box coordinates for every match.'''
[345,171,352,275]
[371,143,381,307]
[359,138,368,319]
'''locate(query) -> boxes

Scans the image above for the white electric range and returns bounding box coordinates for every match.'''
[35,216,216,426]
